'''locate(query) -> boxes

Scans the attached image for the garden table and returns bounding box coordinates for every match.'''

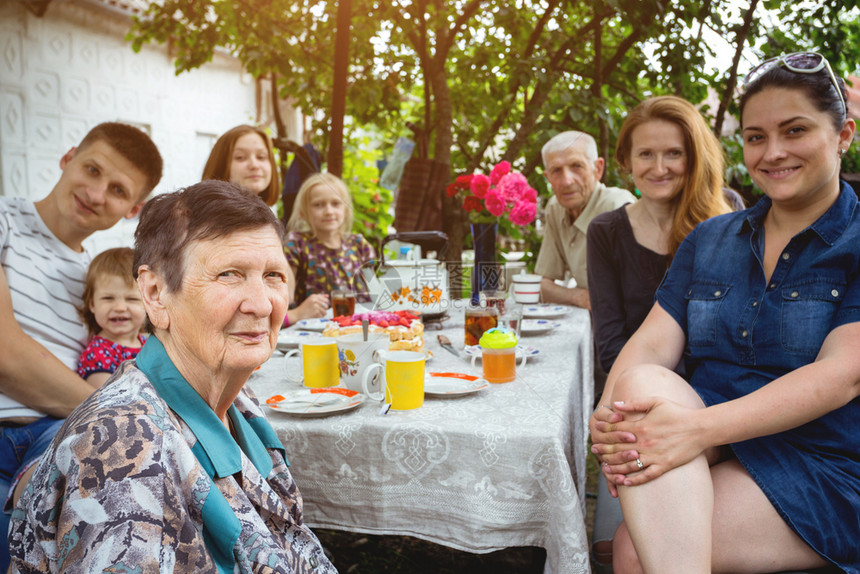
[249,302,595,574]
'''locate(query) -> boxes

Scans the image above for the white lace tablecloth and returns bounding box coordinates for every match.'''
[249,305,594,574]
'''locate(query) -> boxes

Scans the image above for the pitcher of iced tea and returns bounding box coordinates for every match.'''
[470,327,526,383]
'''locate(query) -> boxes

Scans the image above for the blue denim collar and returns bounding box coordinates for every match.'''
[739,181,857,246]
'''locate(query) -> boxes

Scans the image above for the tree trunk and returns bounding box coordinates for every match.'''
[591,1,610,161]
[427,57,465,278]
[270,72,291,180]
[714,0,757,137]
[328,0,352,177]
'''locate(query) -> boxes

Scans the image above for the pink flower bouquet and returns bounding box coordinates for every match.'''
[446,161,538,226]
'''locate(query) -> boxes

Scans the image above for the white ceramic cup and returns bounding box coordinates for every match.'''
[511,273,542,304]
[335,333,389,392]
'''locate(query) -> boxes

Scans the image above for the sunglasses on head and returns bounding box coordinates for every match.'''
[743,51,847,116]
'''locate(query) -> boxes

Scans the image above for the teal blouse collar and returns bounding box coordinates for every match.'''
[135,335,287,573]
[135,335,284,480]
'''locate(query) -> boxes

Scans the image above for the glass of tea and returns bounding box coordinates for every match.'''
[464,306,498,347]
[331,289,356,317]
[480,289,507,316]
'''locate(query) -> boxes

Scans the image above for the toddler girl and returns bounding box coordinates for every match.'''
[77,247,146,388]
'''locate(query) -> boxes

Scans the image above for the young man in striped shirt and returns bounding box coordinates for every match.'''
[0,122,163,570]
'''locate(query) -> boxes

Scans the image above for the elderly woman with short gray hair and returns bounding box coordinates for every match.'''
[9,181,336,573]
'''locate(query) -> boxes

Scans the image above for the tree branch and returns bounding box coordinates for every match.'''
[440,0,486,61]
[714,0,759,136]
[600,26,644,79]
[465,0,564,171]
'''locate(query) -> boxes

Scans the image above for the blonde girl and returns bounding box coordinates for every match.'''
[284,173,375,321]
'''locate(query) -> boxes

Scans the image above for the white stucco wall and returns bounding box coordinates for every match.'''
[0,0,298,253]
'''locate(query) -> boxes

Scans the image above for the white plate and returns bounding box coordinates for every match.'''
[294,318,331,332]
[519,319,562,335]
[521,304,569,319]
[266,389,364,417]
[463,345,540,360]
[424,374,490,396]
[276,330,321,352]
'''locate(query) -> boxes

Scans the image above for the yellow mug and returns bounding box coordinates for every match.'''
[284,339,339,388]
[362,350,425,411]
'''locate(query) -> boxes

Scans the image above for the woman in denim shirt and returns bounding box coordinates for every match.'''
[590,53,858,573]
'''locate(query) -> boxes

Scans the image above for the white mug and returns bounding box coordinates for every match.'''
[510,273,541,304]
[336,333,389,392]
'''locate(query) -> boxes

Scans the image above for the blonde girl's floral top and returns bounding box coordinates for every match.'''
[9,336,336,574]
[285,231,375,305]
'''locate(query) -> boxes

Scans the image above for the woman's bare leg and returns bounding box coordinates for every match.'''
[710,459,826,573]
[609,365,713,574]
[608,365,828,574]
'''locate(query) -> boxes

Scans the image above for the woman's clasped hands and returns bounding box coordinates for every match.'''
[590,399,709,494]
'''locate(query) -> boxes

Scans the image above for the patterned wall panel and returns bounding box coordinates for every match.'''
[29,156,61,200]
[1,152,28,198]
[61,117,91,151]
[128,51,145,81]
[63,76,91,114]
[0,90,25,148]
[45,32,72,67]
[29,112,61,150]
[0,29,23,81]
[117,88,140,120]
[142,94,161,124]
[75,39,99,72]
[102,46,125,78]
[30,70,61,107]
[93,83,116,115]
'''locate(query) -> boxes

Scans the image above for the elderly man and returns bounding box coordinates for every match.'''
[535,131,635,309]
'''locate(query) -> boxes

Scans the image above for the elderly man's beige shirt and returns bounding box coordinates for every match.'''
[535,182,635,289]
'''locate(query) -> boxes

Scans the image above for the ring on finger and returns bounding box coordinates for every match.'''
[635,457,644,470]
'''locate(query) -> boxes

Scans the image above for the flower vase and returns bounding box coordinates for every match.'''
[471,222,500,305]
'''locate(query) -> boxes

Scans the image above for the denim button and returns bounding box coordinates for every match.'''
[832,289,839,297]
[741,330,748,338]
[769,283,776,289]
[782,253,790,260]
[752,301,758,307]
[791,291,799,298]
[714,290,721,297]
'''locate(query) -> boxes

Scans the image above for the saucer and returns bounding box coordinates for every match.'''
[463,345,539,360]
[521,304,569,319]
[519,319,561,336]
[276,330,321,352]
[265,388,364,417]
[294,318,331,332]
[424,373,490,396]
